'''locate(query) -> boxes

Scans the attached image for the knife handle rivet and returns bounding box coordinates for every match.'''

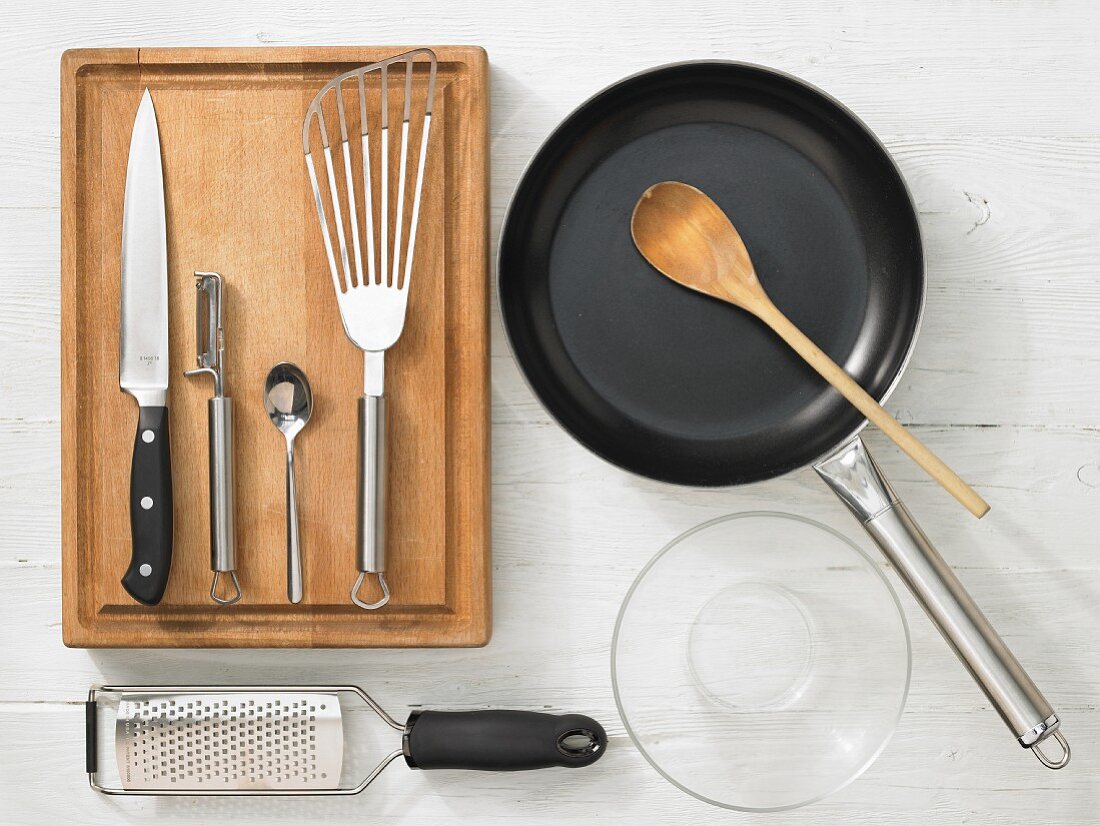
[139,563,152,577]
[142,429,155,443]
[140,496,154,510]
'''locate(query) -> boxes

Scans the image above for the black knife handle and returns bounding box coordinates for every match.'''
[122,405,173,605]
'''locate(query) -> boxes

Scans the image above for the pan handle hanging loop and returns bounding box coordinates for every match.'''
[815,437,1068,769]
[1032,729,1070,770]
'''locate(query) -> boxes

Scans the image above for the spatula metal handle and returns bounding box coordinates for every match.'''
[352,395,390,609]
[358,394,386,564]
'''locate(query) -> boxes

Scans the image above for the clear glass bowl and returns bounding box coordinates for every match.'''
[612,512,911,812]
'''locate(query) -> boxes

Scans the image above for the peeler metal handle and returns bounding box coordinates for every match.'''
[207,395,238,604]
[816,437,1069,769]
[352,394,389,609]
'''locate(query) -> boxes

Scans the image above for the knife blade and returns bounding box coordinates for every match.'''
[119,88,172,605]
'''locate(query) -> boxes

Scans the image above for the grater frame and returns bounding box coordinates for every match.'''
[87,685,405,796]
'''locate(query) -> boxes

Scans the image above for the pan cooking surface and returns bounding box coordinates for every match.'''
[551,122,868,437]
[499,63,923,485]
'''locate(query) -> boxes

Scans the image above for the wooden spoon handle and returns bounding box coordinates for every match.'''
[756,301,990,519]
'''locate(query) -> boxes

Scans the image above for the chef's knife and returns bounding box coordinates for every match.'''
[119,88,172,605]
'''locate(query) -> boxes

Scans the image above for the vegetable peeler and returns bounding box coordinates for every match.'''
[184,272,240,605]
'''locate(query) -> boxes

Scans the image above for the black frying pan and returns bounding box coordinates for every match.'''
[498,62,1066,768]
[499,61,920,485]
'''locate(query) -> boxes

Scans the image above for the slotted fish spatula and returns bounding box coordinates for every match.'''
[88,685,607,795]
[303,49,437,610]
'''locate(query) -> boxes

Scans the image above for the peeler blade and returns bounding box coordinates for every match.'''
[193,272,223,373]
[114,692,343,791]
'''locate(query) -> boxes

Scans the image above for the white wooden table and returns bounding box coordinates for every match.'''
[3,1,1099,822]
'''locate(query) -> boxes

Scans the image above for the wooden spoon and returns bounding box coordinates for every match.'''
[631,181,989,519]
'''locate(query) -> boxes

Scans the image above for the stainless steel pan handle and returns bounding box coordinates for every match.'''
[815,437,1068,769]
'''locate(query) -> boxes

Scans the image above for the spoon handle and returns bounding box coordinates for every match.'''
[756,300,990,519]
[286,446,303,603]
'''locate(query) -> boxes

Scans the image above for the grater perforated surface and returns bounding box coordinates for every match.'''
[115,692,343,790]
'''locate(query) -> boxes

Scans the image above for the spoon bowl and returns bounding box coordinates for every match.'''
[264,362,313,443]
[263,362,313,603]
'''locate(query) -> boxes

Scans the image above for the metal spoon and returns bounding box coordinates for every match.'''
[630,181,989,519]
[263,362,313,603]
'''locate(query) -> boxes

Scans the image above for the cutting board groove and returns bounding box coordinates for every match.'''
[60,46,490,647]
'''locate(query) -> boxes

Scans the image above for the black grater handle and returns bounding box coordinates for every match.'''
[402,710,607,771]
[85,700,98,774]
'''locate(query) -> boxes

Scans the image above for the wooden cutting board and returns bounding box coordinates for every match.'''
[60,47,490,647]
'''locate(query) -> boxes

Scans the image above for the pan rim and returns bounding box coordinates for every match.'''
[496,59,927,486]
